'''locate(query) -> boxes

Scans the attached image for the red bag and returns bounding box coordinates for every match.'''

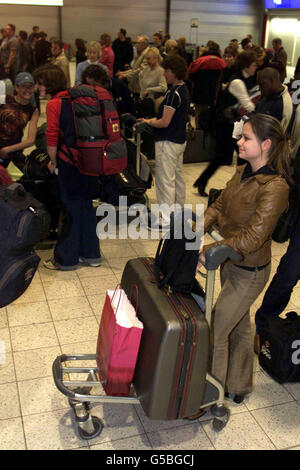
[0,166,13,186]
[96,287,143,396]
[58,84,127,176]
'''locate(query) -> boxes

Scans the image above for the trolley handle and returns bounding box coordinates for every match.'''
[205,227,243,270]
[52,355,76,400]
[119,113,154,135]
[120,113,136,128]
[134,121,154,135]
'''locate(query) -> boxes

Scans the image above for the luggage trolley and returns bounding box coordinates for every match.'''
[52,230,242,440]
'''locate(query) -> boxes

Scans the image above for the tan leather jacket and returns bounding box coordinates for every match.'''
[204,165,290,267]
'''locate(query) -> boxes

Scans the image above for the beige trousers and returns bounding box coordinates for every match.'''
[155,140,186,209]
[211,261,271,395]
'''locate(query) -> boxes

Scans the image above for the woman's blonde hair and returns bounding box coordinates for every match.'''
[165,39,178,54]
[145,47,160,59]
[87,41,101,57]
[247,113,293,185]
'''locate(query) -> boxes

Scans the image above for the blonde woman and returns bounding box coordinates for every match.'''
[75,40,108,85]
[138,47,167,113]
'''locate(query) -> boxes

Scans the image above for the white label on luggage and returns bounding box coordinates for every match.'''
[0,341,5,365]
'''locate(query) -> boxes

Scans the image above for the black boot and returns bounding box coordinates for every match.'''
[193,179,208,197]
[197,184,208,197]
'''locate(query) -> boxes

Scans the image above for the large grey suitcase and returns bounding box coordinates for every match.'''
[121,257,209,420]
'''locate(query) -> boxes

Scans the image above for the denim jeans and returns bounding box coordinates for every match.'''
[54,162,100,268]
[255,209,300,335]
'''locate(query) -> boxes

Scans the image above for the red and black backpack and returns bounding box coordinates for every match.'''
[58,84,127,176]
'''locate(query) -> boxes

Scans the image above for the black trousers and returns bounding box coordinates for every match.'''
[194,122,236,189]
[255,209,300,334]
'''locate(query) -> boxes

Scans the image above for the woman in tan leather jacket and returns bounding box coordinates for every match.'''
[200,113,291,404]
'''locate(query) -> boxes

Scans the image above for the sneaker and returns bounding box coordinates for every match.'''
[79,256,101,267]
[43,258,61,270]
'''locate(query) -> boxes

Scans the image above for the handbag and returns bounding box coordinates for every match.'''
[272,187,298,243]
[96,286,143,396]
[183,122,215,164]
[259,311,300,384]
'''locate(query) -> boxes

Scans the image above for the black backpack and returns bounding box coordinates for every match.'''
[0,183,51,307]
[154,211,202,294]
[259,311,300,384]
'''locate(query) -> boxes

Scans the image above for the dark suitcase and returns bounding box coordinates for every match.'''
[183,126,215,164]
[121,256,210,420]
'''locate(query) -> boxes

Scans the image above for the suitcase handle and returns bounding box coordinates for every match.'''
[205,245,243,270]
[206,228,243,269]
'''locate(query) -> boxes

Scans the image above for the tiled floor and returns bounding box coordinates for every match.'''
[1,159,300,450]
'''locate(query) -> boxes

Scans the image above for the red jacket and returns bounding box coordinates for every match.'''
[188,54,226,75]
[46,90,71,147]
[100,46,115,78]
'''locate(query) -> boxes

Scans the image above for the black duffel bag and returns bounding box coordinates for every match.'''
[0,183,51,307]
[259,311,300,384]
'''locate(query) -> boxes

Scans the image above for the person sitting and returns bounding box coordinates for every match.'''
[33,64,101,271]
[75,41,108,86]
[256,67,293,132]
[196,114,291,409]
[0,72,39,171]
[99,33,115,78]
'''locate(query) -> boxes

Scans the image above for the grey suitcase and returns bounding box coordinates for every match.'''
[121,257,209,420]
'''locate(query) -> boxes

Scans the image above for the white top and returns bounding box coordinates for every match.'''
[228,71,255,113]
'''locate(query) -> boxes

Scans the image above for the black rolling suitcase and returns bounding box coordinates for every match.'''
[121,256,209,420]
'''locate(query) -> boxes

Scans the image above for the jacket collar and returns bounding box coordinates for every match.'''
[237,164,280,184]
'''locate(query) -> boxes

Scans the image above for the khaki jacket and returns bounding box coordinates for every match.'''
[122,46,150,93]
[204,165,289,267]
[52,51,70,88]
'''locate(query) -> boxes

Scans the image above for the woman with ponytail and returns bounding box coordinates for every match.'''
[192,114,291,414]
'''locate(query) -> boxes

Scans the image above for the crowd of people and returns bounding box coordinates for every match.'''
[1,22,300,412]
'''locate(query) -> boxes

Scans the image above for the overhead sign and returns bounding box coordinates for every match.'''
[0,1,63,5]
[190,18,199,28]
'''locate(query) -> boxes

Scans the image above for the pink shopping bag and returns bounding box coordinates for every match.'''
[96,286,143,396]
